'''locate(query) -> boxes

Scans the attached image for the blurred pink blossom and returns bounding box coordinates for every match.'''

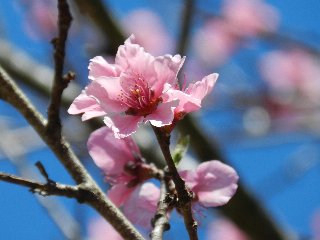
[222,0,279,38]
[88,217,123,240]
[180,160,238,207]
[69,35,184,138]
[260,49,320,104]
[207,218,248,240]
[19,0,57,40]
[122,9,173,55]
[193,20,238,66]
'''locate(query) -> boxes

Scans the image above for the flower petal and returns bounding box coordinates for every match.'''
[123,182,160,228]
[108,183,134,207]
[86,77,127,113]
[146,100,178,127]
[164,89,201,114]
[68,91,106,120]
[194,161,238,207]
[87,126,140,176]
[185,73,218,101]
[104,115,143,139]
[88,56,120,80]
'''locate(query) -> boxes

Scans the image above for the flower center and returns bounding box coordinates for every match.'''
[118,74,162,117]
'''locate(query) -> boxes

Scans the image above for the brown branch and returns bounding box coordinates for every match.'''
[47,0,73,133]
[152,126,198,240]
[0,66,144,240]
[0,172,81,198]
[150,174,170,240]
[176,0,195,55]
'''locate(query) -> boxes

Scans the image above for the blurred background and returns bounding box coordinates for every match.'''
[0,0,320,239]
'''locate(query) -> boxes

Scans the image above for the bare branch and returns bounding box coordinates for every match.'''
[151,174,171,240]
[47,0,73,134]
[0,172,81,198]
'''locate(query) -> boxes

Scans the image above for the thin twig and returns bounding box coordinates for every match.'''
[150,174,170,240]
[152,126,198,240]
[47,0,73,133]
[176,0,195,55]
[0,172,81,198]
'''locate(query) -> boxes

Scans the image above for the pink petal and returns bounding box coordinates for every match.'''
[86,77,127,113]
[179,170,198,189]
[104,115,143,139]
[151,55,185,95]
[185,73,218,101]
[68,91,106,120]
[115,35,156,78]
[87,127,140,176]
[164,89,201,114]
[145,100,178,127]
[123,182,160,228]
[108,183,134,207]
[88,56,120,80]
[88,217,124,240]
[194,161,238,207]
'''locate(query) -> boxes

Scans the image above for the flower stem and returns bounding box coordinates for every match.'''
[152,126,198,240]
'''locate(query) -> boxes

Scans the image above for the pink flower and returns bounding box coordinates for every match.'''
[87,126,160,227]
[193,20,238,66]
[68,35,184,138]
[207,218,248,240]
[180,160,238,207]
[222,0,279,38]
[87,126,141,184]
[165,73,219,120]
[88,217,123,240]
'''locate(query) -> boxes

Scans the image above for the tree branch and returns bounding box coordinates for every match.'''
[0,172,81,198]
[152,126,198,240]
[47,0,73,133]
[150,174,170,240]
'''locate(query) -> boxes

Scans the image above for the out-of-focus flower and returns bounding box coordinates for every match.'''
[122,9,173,55]
[207,218,248,240]
[193,20,238,66]
[222,0,279,38]
[88,217,123,240]
[69,35,184,138]
[180,160,238,207]
[166,73,219,120]
[87,126,160,228]
[18,0,57,40]
[122,182,160,227]
[260,49,320,104]
[312,209,320,240]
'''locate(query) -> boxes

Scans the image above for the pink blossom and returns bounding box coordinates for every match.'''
[193,20,238,66]
[87,127,160,227]
[122,9,173,55]
[180,160,238,207]
[69,35,184,138]
[222,0,279,38]
[165,73,219,120]
[88,217,123,240]
[260,49,320,104]
[122,182,160,228]
[207,218,248,240]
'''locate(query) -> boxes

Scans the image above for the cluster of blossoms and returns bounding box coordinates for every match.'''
[69,35,238,229]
